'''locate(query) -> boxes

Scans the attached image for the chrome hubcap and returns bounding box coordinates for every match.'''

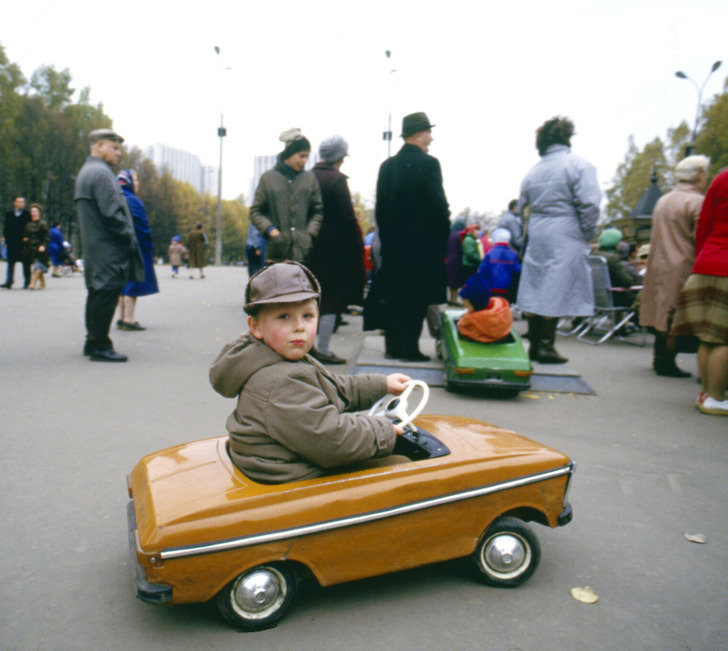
[234,568,284,614]
[484,534,527,575]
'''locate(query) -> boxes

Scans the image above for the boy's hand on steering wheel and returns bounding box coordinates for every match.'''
[386,373,412,395]
[393,423,406,436]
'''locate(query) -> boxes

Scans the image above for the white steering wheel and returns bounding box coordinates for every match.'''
[368,380,429,431]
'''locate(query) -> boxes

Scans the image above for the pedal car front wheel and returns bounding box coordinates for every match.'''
[472,517,541,587]
[217,564,296,630]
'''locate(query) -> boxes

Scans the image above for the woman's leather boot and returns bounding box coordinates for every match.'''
[653,332,690,378]
[527,315,541,360]
[537,317,568,364]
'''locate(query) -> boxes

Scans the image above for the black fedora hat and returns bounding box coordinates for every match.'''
[401,112,435,138]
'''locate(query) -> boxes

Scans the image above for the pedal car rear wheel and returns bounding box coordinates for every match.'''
[217,564,296,630]
[473,517,540,587]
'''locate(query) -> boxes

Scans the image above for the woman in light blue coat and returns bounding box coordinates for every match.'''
[516,117,601,363]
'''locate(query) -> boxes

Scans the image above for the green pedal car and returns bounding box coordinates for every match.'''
[438,308,532,395]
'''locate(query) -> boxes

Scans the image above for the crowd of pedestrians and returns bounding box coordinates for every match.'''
[3,112,726,416]
[2,198,81,287]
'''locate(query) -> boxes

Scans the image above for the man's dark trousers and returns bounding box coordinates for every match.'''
[384,300,428,358]
[4,254,31,287]
[85,288,121,351]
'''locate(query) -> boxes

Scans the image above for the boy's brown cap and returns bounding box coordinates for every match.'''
[244,261,321,314]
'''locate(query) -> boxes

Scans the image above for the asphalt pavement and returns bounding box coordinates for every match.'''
[1,264,726,650]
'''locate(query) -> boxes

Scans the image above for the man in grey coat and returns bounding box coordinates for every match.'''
[496,199,524,255]
[75,129,144,362]
[516,117,601,364]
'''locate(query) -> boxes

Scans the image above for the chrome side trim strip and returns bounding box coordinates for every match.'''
[157,464,574,561]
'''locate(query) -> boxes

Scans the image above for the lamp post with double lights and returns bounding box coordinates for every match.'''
[674,60,722,156]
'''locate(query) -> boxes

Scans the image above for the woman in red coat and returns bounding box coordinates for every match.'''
[672,169,728,416]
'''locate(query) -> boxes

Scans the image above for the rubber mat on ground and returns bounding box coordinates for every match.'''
[354,336,595,394]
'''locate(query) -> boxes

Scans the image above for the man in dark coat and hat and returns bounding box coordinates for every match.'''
[75,128,144,362]
[372,112,450,361]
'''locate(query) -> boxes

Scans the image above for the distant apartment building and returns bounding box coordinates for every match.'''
[249,152,319,204]
[146,144,219,196]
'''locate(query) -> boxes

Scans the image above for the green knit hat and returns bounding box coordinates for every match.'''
[598,228,622,249]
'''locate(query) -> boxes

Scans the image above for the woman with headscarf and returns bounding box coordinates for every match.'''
[516,116,601,364]
[307,135,365,365]
[250,128,323,265]
[115,170,159,330]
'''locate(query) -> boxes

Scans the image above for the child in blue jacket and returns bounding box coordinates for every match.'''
[460,228,521,307]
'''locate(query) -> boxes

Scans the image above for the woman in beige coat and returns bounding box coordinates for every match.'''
[640,155,709,377]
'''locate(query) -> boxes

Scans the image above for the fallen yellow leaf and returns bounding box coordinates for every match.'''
[571,586,599,604]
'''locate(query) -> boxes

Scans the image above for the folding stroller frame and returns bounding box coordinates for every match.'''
[576,256,645,346]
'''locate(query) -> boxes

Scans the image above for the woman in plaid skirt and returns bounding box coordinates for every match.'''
[672,169,728,416]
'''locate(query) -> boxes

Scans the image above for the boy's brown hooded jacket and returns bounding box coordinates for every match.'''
[210,333,395,484]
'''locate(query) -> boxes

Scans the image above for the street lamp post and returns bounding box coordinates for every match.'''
[383,50,395,158]
[216,116,226,266]
[675,60,722,156]
[213,46,229,266]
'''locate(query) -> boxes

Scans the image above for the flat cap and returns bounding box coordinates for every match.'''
[89,128,124,144]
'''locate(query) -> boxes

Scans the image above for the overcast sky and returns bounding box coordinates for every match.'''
[4,0,726,217]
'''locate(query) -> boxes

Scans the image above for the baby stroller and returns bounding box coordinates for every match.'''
[58,242,81,276]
